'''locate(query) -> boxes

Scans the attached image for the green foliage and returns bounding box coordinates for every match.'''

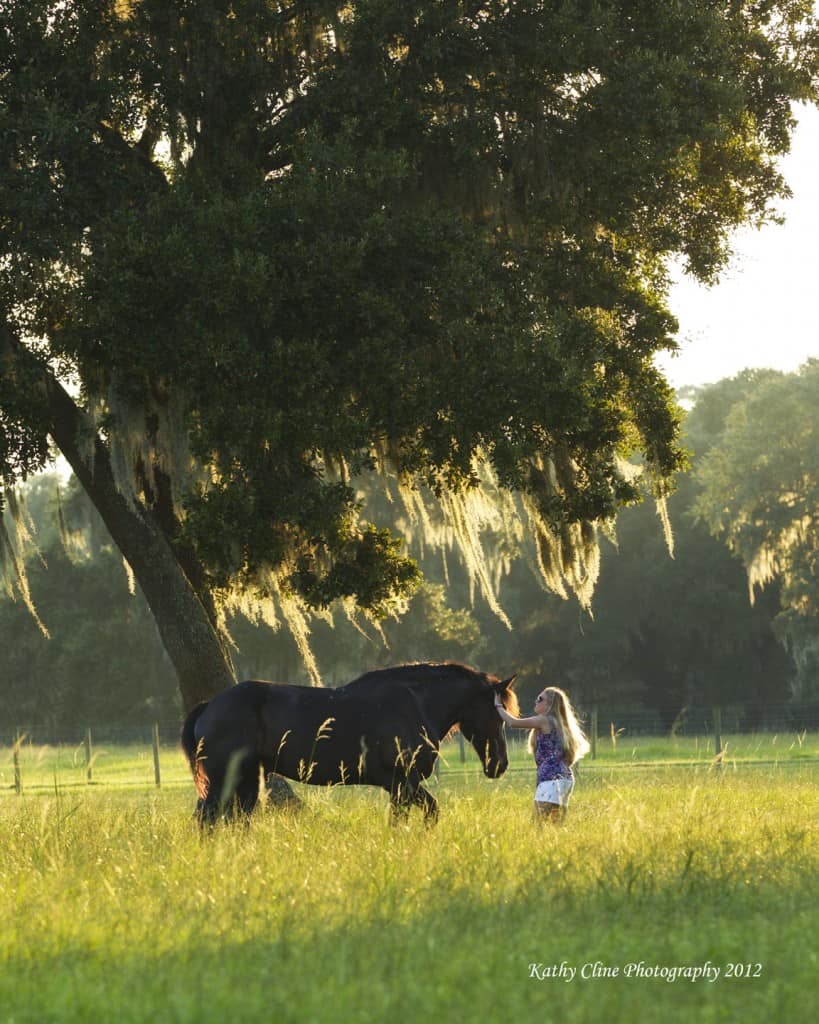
[1,2,818,695]
[0,381,801,726]
[0,475,178,727]
[382,581,486,663]
[693,361,819,695]
[0,546,178,728]
[564,492,792,722]
[501,374,804,721]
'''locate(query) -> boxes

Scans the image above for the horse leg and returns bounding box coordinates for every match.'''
[389,771,438,825]
[233,764,261,819]
[196,748,250,826]
[388,776,413,825]
[197,781,224,828]
[412,785,439,825]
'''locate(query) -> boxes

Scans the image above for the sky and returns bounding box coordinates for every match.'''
[654,102,819,390]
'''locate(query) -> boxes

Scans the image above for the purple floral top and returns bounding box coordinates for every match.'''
[535,726,572,783]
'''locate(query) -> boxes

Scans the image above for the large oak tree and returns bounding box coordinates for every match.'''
[2,1,817,708]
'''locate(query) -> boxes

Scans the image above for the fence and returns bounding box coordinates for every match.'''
[5,702,817,746]
[574,703,819,736]
[6,721,170,795]
[4,703,819,793]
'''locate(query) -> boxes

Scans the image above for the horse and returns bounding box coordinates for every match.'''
[180,662,518,824]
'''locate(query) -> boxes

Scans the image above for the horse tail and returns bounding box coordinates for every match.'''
[180,701,210,799]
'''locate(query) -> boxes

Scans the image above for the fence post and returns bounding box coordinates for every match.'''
[590,707,598,760]
[713,706,723,762]
[85,727,93,783]
[13,731,22,795]
[457,731,466,763]
[152,722,161,788]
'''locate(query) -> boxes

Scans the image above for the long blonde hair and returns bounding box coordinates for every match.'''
[527,686,590,767]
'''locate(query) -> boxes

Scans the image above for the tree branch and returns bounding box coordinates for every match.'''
[95,121,169,192]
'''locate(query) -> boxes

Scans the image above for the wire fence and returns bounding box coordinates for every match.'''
[4,701,818,747]
[574,703,819,736]
[4,699,819,749]
[3,702,819,797]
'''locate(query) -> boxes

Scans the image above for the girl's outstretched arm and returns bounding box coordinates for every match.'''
[494,701,552,731]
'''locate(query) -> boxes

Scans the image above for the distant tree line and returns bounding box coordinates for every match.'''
[3,366,818,731]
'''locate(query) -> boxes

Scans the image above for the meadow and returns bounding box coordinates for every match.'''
[1,736,817,1023]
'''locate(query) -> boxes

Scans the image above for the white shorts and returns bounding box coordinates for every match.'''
[534,777,574,806]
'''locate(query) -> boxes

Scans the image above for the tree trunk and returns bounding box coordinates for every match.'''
[1,324,236,708]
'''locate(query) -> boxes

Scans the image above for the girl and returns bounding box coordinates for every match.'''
[494,686,590,821]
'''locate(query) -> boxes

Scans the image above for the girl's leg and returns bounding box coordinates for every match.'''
[533,779,572,823]
[533,800,566,823]
[533,800,563,823]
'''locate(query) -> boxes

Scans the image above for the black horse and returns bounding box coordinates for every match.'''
[180,662,518,824]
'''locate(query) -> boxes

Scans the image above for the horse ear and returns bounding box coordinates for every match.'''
[499,675,517,691]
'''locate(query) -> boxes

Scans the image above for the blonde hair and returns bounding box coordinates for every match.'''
[527,686,590,766]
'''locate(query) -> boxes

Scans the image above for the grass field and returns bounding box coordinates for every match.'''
[1,738,817,1023]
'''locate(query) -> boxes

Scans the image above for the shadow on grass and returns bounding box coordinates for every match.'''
[1,888,814,1024]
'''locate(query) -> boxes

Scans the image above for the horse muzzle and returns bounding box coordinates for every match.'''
[484,755,508,778]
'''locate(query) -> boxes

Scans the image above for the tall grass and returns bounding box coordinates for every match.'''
[1,766,817,1023]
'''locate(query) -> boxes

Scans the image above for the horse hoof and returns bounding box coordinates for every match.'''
[265,773,302,810]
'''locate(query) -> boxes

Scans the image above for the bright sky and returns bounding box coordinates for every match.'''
[655,102,819,390]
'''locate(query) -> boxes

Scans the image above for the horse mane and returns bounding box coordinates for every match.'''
[499,683,520,717]
[348,661,486,686]
[435,662,521,716]
[346,661,520,715]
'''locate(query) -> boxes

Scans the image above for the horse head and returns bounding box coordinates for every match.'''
[459,673,517,778]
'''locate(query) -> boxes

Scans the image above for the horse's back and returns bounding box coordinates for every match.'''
[193,680,290,751]
[193,676,439,788]
[195,679,323,730]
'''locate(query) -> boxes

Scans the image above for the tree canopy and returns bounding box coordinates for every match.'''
[694,361,819,695]
[1,1,817,705]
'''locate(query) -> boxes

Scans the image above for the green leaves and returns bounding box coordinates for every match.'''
[291,524,422,618]
[2,1,818,656]
[692,362,819,695]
